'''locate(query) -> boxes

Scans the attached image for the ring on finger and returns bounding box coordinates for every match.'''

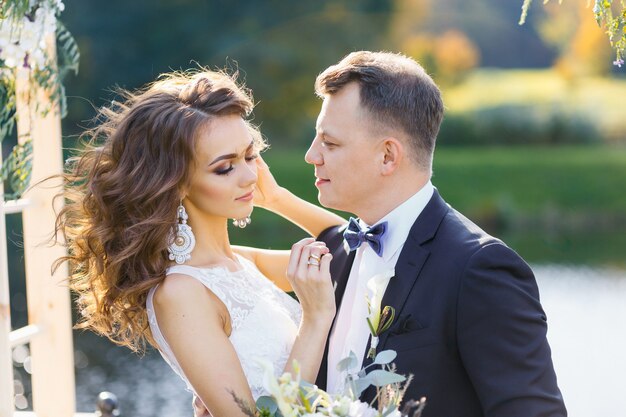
[307,258,320,267]
[308,254,321,262]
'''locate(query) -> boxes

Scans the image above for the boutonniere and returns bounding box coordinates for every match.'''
[365,269,396,359]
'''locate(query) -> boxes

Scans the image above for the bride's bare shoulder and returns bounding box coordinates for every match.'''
[153,273,221,314]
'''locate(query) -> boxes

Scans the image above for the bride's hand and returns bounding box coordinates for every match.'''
[287,238,336,326]
[253,156,285,209]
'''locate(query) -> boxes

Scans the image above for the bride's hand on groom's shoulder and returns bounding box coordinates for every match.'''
[287,238,336,326]
[253,156,286,210]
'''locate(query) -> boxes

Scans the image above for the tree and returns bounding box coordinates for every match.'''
[389,0,480,83]
[519,0,626,67]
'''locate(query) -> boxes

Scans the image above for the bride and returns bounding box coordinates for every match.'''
[54,69,345,416]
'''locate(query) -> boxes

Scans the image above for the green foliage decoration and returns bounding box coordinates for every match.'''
[0,139,32,199]
[0,70,16,144]
[520,0,626,66]
[0,0,79,199]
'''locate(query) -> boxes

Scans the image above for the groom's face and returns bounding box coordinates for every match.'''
[305,82,381,214]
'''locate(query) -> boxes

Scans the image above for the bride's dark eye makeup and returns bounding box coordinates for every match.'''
[215,164,234,175]
[215,153,258,175]
[211,140,257,176]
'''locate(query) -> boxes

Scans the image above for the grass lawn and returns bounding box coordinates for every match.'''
[432,146,626,214]
[229,145,626,267]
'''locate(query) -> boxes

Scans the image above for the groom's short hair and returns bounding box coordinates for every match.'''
[315,51,444,171]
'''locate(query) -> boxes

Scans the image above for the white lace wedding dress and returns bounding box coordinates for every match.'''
[146,254,302,399]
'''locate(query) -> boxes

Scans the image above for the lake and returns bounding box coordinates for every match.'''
[535,265,626,417]
[11,265,626,416]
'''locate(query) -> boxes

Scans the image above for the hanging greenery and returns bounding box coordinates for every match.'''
[0,0,79,199]
[520,0,626,67]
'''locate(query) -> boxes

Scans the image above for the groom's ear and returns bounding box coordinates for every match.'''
[380,137,404,176]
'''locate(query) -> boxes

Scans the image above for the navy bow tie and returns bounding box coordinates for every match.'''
[343,217,388,257]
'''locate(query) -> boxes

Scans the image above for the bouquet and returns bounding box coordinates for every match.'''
[235,350,426,417]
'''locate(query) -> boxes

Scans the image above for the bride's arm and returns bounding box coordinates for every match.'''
[153,275,255,417]
[254,156,346,237]
[281,238,336,382]
[232,246,292,291]
[233,156,345,290]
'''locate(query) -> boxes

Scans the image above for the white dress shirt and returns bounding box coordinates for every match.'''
[326,181,434,394]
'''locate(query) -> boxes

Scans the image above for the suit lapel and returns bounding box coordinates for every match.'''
[320,191,450,393]
[332,240,356,311]
[365,190,449,361]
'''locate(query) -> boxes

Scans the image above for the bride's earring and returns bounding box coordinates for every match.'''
[232,216,252,228]
[167,202,195,264]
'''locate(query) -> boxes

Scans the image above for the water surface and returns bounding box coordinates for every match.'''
[67,266,626,416]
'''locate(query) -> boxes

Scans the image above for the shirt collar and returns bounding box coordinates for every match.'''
[359,181,434,262]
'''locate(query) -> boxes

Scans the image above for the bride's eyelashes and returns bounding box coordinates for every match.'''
[215,164,234,175]
[214,154,259,176]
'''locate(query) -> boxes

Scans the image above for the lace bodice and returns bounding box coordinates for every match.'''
[146,254,302,400]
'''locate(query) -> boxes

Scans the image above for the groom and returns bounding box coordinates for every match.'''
[309,51,567,417]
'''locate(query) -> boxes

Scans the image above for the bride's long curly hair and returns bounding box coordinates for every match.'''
[54,69,265,352]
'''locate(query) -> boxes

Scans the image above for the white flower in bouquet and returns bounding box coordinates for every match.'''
[317,396,378,417]
[258,359,304,417]
[327,395,352,416]
[347,399,378,417]
[259,361,291,413]
[246,333,427,417]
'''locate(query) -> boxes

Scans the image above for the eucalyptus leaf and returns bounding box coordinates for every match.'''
[300,379,316,390]
[354,375,372,397]
[364,369,406,387]
[336,350,358,372]
[256,396,278,415]
[373,350,397,365]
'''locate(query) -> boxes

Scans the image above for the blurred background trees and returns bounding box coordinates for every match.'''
[3,0,626,267]
[54,0,624,146]
[536,0,614,77]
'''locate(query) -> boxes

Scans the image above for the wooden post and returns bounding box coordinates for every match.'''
[0,154,16,417]
[15,35,76,417]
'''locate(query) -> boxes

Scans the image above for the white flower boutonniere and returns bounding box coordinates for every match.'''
[365,269,396,359]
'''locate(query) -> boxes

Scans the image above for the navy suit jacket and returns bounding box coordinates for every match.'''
[315,190,567,417]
